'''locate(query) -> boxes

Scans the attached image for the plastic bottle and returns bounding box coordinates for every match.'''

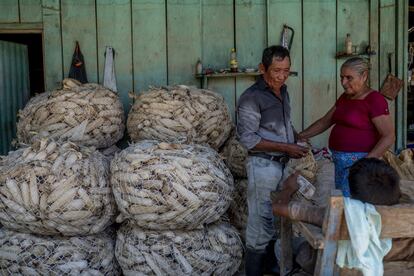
[195,59,203,75]
[230,48,238,72]
[345,33,353,55]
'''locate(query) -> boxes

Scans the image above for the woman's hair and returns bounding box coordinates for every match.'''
[261,45,290,71]
[341,57,370,76]
[348,158,401,206]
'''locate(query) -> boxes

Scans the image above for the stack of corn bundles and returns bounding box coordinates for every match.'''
[127,85,232,150]
[0,137,119,274]
[0,138,116,236]
[0,228,120,275]
[115,221,242,276]
[220,130,248,178]
[16,78,125,149]
[111,140,234,230]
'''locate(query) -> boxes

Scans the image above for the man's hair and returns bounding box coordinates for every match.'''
[261,45,290,71]
[348,158,400,205]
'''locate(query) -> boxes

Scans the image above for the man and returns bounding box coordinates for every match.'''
[237,45,308,276]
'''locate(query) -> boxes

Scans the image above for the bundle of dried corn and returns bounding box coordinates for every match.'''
[227,179,248,237]
[286,146,318,183]
[17,78,125,149]
[0,138,116,236]
[383,150,414,180]
[0,228,120,275]
[220,131,248,178]
[111,140,234,230]
[115,221,242,276]
[127,85,232,149]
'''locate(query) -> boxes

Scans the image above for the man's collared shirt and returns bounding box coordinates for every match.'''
[236,76,295,155]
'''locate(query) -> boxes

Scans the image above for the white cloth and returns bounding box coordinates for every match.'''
[103,46,117,92]
[336,198,392,276]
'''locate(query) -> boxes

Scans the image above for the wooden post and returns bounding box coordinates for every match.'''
[280,217,293,275]
[315,191,344,276]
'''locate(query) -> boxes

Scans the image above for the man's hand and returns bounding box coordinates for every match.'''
[282,171,300,193]
[285,144,308,159]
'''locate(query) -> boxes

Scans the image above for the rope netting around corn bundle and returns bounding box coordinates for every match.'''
[115,221,243,276]
[285,146,318,184]
[111,140,234,230]
[127,85,232,149]
[0,138,116,236]
[0,228,120,275]
[17,78,125,149]
[227,179,248,238]
[220,131,248,178]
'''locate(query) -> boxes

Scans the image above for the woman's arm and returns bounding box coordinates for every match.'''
[298,106,336,140]
[367,114,395,158]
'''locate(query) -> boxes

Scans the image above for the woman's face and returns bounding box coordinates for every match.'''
[340,67,368,96]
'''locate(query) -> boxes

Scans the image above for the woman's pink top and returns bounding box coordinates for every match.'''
[329,91,389,152]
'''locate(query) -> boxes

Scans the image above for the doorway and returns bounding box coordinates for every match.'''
[0,33,44,96]
[0,33,44,154]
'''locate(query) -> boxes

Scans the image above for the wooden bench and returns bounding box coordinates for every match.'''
[279,190,414,276]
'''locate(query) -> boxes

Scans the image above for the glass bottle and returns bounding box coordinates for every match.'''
[345,33,353,55]
[230,48,238,72]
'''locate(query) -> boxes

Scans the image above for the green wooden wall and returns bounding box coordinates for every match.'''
[0,0,408,149]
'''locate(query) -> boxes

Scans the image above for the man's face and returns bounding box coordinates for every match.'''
[262,57,291,90]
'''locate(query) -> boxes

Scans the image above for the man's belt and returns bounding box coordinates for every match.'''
[249,152,290,164]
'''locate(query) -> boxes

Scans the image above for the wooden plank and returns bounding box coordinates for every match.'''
[235,0,267,120]
[132,0,167,93]
[20,0,42,23]
[379,0,396,146]
[167,0,201,86]
[315,195,344,276]
[369,0,380,90]
[303,0,337,148]
[336,0,369,99]
[0,0,19,23]
[395,0,408,149]
[280,217,293,275]
[97,0,133,112]
[42,0,63,90]
[384,261,414,276]
[338,204,414,239]
[0,23,43,32]
[61,0,98,83]
[201,0,235,120]
[294,221,325,249]
[268,0,303,130]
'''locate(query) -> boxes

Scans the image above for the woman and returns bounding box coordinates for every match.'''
[298,57,395,196]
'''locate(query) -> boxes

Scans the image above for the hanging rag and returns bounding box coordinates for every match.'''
[103,46,117,92]
[336,198,392,276]
[68,41,88,83]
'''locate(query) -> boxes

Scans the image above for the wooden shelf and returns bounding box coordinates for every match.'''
[335,52,376,59]
[195,72,261,78]
[195,71,298,88]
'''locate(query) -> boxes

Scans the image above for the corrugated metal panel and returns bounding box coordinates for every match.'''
[0,40,30,155]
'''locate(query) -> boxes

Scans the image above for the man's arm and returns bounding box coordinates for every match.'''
[272,172,325,226]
